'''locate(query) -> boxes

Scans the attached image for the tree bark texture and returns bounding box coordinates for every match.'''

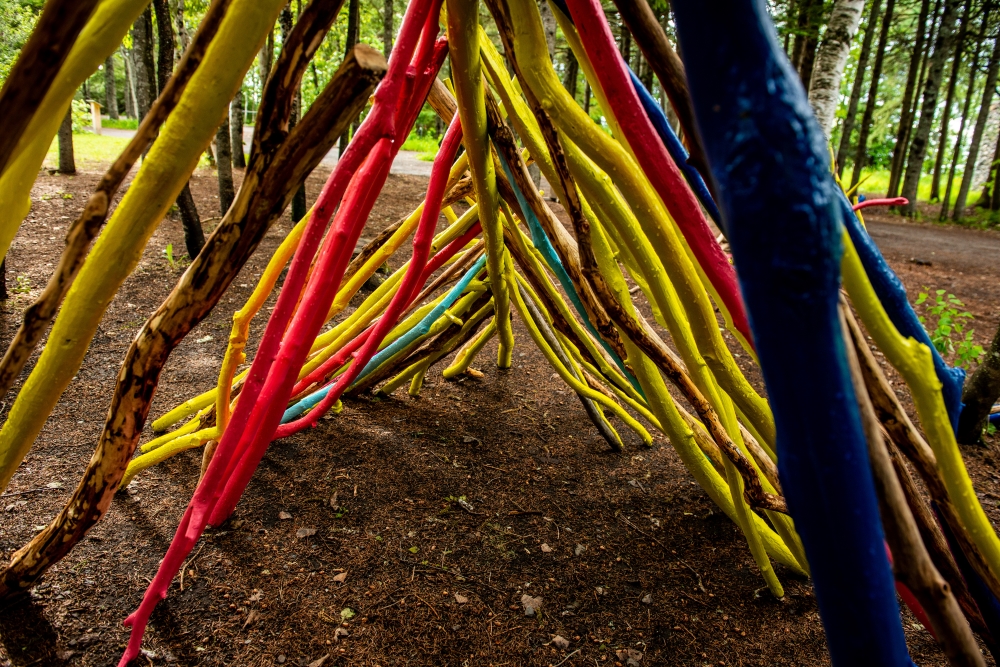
[215,116,235,216]
[888,0,932,197]
[337,0,361,158]
[0,36,385,603]
[958,324,1000,444]
[171,0,189,62]
[940,0,988,218]
[153,0,174,96]
[954,29,1000,219]
[808,0,866,139]
[539,0,557,60]
[900,0,960,216]
[122,46,137,119]
[852,0,896,187]
[931,0,973,202]
[57,107,75,175]
[383,0,393,57]
[563,47,579,100]
[231,90,246,168]
[131,7,156,120]
[835,0,881,175]
[177,183,205,259]
[103,56,119,120]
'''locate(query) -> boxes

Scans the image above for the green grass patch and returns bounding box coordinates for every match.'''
[401,131,440,155]
[102,117,138,130]
[44,132,132,169]
[852,168,978,208]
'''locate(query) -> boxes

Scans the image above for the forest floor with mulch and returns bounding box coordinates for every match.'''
[0,165,999,667]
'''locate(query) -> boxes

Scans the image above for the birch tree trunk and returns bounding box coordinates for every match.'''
[809,0,866,139]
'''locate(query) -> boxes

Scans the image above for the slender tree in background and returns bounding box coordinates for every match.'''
[930,0,973,202]
[122,45,136,119]
[563,47,579,99]
[958,323,1000,444]
[793,0,826,91]
[888,0,933,197]
[103,55,119,120]
[940,1,989,219]
[900,0,960,216]
[954,26,1000,220]
[990,126,1000,210]
[810,0,866,138]
[337,0,361,158]
[852,0,896,187]
[131,7,156,121]
[153,0,171,95]
[170,0,189,62]
[57,107,75,175]
[280,2,307,222]
[230,90,246,168]
[836,0,882,176]
[155,0,205,257]
[214,117,235,216]
[383,0,393,57]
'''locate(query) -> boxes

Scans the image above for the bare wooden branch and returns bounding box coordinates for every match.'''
[0,41,385,601]
[842,302,1000,604]
[0,0,100,178]
[0,0,234,406]
[841,306,985,667]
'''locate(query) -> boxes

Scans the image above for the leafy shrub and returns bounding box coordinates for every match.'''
[916,288,984,368]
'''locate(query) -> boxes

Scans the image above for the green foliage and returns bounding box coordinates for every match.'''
[163,243,177,270]
[0,0,38,83]
[71,98,92,133]
[915,288,984,368]
[11,274,30,295]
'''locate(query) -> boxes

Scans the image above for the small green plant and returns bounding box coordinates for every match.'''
[163,243,177,270]
[915,288,984,368]
[11,275,30,294]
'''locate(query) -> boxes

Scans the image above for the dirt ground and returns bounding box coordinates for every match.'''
[0,166,998,667]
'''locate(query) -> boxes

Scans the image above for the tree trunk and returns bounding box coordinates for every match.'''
[900,0,960,217]
[122,46,136,119]
[931,0,973,202]
[540,0,557,60]
[0,259,8,302]
[337,0,361,158]
[131,7,156,121]
[176,183,204,259]
[940,1,988,219]
[563,47,579,100]
[57,106,75,174]
[798,14,823,91]
[809,0,866,139]
[215,117,235,216]
[990,125,1000,210]
[957,323,1000,444]
[583,82,591,115]
[852,0,896,187]
[103,55,119,120]
[888,0,932,197]
[170,0,189,65]
[836,0,881,176]
[280,3,307,221]
[954,32,1000,220]
[258,30,274,90]
[230,90,246,168]
[383,0,393,57]
[152,0,173,97]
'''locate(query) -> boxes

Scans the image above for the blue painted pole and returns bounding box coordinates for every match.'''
[672,1,912,664]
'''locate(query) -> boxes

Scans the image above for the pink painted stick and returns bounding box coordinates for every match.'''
[564,0,752,345]
[853,197,908,211]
